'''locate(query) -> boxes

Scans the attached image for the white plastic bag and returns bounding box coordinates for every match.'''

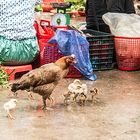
[102,12,140,37]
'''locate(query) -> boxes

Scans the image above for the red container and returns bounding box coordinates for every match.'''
[34,20,54,39]
[34,20,55,65]
[114,36,140,70]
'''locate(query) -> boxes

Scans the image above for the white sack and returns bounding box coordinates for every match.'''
[102,12,140,37]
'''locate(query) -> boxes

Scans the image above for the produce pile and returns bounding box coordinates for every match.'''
[0,67,9,88]
[35,0,86,14]
[65,0,86,12]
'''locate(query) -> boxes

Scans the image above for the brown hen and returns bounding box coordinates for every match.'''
[11,55,76,109]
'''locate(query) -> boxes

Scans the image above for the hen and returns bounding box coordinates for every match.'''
[11,55,76,109]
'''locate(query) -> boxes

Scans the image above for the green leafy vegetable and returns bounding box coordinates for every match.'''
[0,67,9,88]
[65,0,86,11]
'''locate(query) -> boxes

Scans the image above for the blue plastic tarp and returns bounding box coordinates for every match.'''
[48,29,97,81]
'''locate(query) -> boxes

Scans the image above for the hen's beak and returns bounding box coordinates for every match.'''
[71,54,75,58]
[71,54,77,64]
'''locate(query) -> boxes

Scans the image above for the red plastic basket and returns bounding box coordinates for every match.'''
[34,20,55,65]
[42,43,82,78]
[114,36,140,70]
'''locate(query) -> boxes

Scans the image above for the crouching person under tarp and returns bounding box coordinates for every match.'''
[0,0,42,65]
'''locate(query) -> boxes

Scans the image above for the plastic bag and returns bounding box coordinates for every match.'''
[102,12,140,37]
[48,30,97,81]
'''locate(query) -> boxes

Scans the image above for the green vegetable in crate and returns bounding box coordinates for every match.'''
[65,0,86,11]
[0,58,14,88]
[0,67,9,88]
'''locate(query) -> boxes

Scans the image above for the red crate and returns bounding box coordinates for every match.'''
[114,36,140,71]
[42,43,82,78]
[34,20,55,65]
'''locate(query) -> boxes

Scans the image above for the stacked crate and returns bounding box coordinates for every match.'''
[82,30,115,70]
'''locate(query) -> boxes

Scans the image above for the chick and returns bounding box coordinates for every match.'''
[68,79,83,102]
[72,86,83,101]
[63,91,75,105]
[89,88,99,102]
[68,79,82,93]
[81,83,88,95]
[75,83,88,102]
[3,99,18,119]
[79,92,87,106]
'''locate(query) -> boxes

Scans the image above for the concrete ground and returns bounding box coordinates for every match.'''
[0,69,140,140]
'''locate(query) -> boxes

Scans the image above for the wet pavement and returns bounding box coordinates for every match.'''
[0,69,140,140]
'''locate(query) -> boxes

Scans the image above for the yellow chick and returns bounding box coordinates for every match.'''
[3,99,18,119]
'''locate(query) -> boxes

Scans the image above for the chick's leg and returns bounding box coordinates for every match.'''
[6,110,15,120]
[92,95,99,103]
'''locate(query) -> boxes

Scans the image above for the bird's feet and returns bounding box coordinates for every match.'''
[7,114,15,120]
[42,106,54,111]
[45,107,54,111]
[92,98,100,103]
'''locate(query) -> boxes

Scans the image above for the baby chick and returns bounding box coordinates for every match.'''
[68,79,82,93]
[3,99,18,119]
[63,92,75,105]
[67,79,88,102]
[81,83,88,95]
[79,92,87,106]
[73,84,88,102]
[89,88,99,102]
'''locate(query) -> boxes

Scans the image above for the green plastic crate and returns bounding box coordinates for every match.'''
[82,29,115,70]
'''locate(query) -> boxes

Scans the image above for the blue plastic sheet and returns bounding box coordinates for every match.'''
[48,30,97,81]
